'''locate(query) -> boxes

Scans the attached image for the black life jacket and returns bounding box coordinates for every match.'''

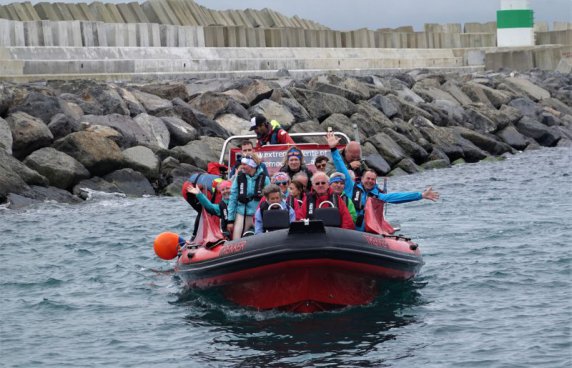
[305,192,339,219]
[237,172,267,204]
[218,200,229,230]
[353,185,377,227]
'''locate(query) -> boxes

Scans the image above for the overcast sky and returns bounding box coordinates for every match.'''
[1,0,570,31]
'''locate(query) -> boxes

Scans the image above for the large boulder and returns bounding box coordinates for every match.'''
[321,113,354,139]
[396,158,421,174]
[287,120,322,143]
[23,147,90,190]
[0,156,30,202]
[441,80,473,106]
[515,116,561,147]
[137,83,189,101]
[504,77,550,101]
[7,92,63,124]
[80,114,153,149]
[415,125,489,162]
[366,133,407,166]
[461,83,494,107]
[249,99,296,130]
[170,136,224,169]
[0,117,13,154]
[0,84,15,117]
[382,129,429,163]
[170,98,232,138]
[364,153,391,175]
[215,114,251,136]
[230,79,274,106]
[351,112,388,141]
[53,131,124,176]
[386,95,432,121]
[87,84,130,115]
[122,146,160,180]
[103,168,155,197]
[412,85,459,105]
[451,127,514,156]
[47,113,82,140]
[496,125,529,151]
[20,185,82,204]
[508,97,541,118]
[309,81,363,103]
[6,112,54,159]
[133,113,170,149]
[72,177,122,199]
[222,89,250,107]
[368,94,401,119]
[160,116,198,147]
[280,97,312,123]
[288,88,357,121]
[189,91,250,120]
[117,88,146,117]
[464,106,501,133]
[131,89,173,115]
[394,86,424,104]
[355,102,395,130]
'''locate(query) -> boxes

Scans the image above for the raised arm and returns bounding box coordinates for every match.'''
[326,131,354,197]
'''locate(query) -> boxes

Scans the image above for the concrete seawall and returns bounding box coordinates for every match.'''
[0,1,570,80]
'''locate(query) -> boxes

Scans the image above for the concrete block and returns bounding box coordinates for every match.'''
[135,23,149,47]
[77,3,98,22]
[0,60,24,75]
[0,6,10,21]
[533,46,565,70]
[116,3,138,23]
[187,1,209,26]
[105,4,125,23]
[7,4,29,21]
[52,3,73,21]
[461,33,496,48]
[66,4,88,21]
[89,2,116,23]
[0,19,13,46]
[235,26,247,47]
[341,32,352,48]
[160,24,177,47]
[243,9,262,28]
[22,2,41,21]
[149,23,161,47]
[106,23,125,47]
[128,2,149,23]
[23,21,39,46]
[39,20,53,46]
[536,30,572,46]
[167,0,193,26]
[80,21,96,47]
[126,23,137,46]
[466,49,485,65]
[34,3,57,21]
[51,21,69,46]
[485,49,534,71]
[553,22,572,31]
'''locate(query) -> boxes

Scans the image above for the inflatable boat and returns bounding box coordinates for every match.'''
[175,220,422,313]
[154,131,424,313]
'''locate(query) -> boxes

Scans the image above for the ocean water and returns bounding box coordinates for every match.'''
[1,147,571,367]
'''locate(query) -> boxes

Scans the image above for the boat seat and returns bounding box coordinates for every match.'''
[262,209,291,231]
[313,208,341,227]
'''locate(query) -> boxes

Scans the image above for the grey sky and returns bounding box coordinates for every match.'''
[1,0,570,31]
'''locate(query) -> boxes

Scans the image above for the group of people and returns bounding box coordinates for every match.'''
[184,115,440,241]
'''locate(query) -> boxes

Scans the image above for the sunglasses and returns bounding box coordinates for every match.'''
[275,181,289,185]
[313,181,328,185]
[315,163,326,168]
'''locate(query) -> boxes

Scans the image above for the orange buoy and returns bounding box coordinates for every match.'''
[154,232,182,260]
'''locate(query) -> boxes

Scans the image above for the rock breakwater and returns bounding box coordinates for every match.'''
[1,69,570,208]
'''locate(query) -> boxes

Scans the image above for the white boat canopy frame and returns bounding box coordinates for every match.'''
[219,132,351,164]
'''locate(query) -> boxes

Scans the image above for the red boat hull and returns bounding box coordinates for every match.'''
[176,226,423,313]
